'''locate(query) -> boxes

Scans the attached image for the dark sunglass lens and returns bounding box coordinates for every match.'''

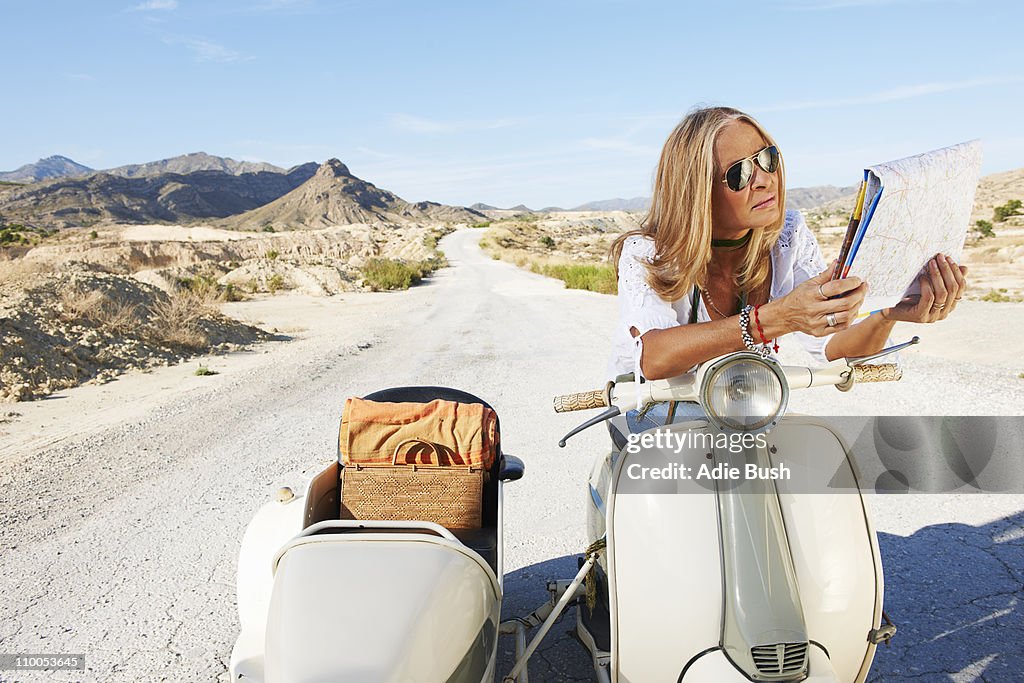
[727,159,753,191]
[758,146,779,173]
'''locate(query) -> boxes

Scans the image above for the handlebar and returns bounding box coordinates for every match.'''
[553,389,608,413]
[553,360,905,413]
[852,363,902,383]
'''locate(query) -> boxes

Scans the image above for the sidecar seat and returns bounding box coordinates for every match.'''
[304,386,507,574]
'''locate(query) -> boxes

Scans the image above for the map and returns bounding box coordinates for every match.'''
[845,140,983,312]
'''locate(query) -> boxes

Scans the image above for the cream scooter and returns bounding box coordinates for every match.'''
[502,343,913,682]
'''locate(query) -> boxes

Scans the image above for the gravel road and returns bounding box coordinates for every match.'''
[1,229,1021,682]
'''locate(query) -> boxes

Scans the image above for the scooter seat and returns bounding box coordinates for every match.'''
[451,526,497,574]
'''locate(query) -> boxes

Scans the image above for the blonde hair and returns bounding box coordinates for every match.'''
[611,106,787,302]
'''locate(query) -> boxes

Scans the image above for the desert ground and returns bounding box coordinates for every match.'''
[0,229,1022,682]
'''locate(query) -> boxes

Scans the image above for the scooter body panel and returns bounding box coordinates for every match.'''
[596,416,882,683]
[231,491,503,683]
[265,535,500,683]
[605,420,726,682]
[769,418,883,682]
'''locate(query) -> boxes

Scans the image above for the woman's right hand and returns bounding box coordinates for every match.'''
[771,261,868,337]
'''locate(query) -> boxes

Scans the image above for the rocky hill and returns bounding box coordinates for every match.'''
[785,184,860,210]
[572,196,649,212]
[0,155,93,183]
[218,159,486,230]
[105,152,287,178]
[0,164,318,228]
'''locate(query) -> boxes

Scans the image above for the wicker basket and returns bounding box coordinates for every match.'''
[339,438,483,529]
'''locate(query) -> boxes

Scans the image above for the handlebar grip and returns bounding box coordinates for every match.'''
[852,363,903,383]
[553,390,608,413]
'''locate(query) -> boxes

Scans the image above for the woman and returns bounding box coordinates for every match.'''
[609,106,968,431]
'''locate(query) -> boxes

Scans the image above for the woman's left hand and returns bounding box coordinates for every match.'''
[884,253,968,323]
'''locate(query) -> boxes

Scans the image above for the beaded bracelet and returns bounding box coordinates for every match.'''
[753,304,780,353]
[739,305,772,358]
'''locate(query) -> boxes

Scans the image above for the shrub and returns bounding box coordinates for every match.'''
[472,221,491,228]
[222,283,243,302]
[265,249,280,260]
[360,258,421,291]
[973,220,995,239]
[97,299,141,335]
[980,289,1012,303]
[148,285,219,349]
[541,264,617,294]
[89,230,99,239]
[262,224,276,233]
[194,366,218,376]
[268,274,285,294]
[993,199,1022,223]
[60,285,108,323]
[539,235,556,249]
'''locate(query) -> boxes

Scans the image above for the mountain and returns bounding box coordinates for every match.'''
[572,196,649,212]
[0,155,93,183]
[219,158,486,229]
[470,202,499,211]
[0,164,317,228]
[785,184,860,211]
[105,152,286,178]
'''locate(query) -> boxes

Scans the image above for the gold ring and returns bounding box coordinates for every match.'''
[818,284,827,299]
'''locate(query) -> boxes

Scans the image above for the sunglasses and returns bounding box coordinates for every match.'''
[721,145,780,192]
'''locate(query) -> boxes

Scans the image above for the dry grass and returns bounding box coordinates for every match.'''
[60,285,109,323]
[60,280,222,350]
[0,257,54,286]
[148,285,220,349]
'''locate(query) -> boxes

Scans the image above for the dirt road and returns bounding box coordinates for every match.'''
[1,229,1021,681]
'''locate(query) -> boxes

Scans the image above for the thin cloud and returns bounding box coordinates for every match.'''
[164,36,250,63]
[354,146,399,160]
[580,137,658,156]
[389,113,520,134]
[780,0,949,10]
[132,0,178,10]
[760,77,1023,112]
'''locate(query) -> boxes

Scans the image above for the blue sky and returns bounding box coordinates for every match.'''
[4,0,1023,208]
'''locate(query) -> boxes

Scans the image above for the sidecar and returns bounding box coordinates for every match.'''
[229,387,524,683]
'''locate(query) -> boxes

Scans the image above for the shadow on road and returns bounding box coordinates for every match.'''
[869,509,1023,682]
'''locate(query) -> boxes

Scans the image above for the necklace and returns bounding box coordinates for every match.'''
[701,286,736,319]
[711,230,752,250]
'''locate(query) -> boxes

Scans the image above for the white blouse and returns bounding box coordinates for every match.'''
[607,209,834,380]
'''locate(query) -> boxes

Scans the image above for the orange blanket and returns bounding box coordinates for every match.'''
[339,398,498,469]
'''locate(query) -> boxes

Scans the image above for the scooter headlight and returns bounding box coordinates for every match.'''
[699,353,788,433]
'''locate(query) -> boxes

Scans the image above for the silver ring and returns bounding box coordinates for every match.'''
[818,284,827,299]
[826,312,838,327]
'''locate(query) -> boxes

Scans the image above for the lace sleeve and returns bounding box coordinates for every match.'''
[786,210,827,284]
[617,236,679,338]
[783,211,834,364]
[616,236,680,396]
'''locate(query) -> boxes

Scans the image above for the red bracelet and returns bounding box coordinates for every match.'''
[753,304,780,353]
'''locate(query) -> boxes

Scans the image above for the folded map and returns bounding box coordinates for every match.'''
[837,140,983,312]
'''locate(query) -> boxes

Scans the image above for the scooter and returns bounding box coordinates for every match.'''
[501,342,915,683]
[228,344,909,682]
[229,386,525,683]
